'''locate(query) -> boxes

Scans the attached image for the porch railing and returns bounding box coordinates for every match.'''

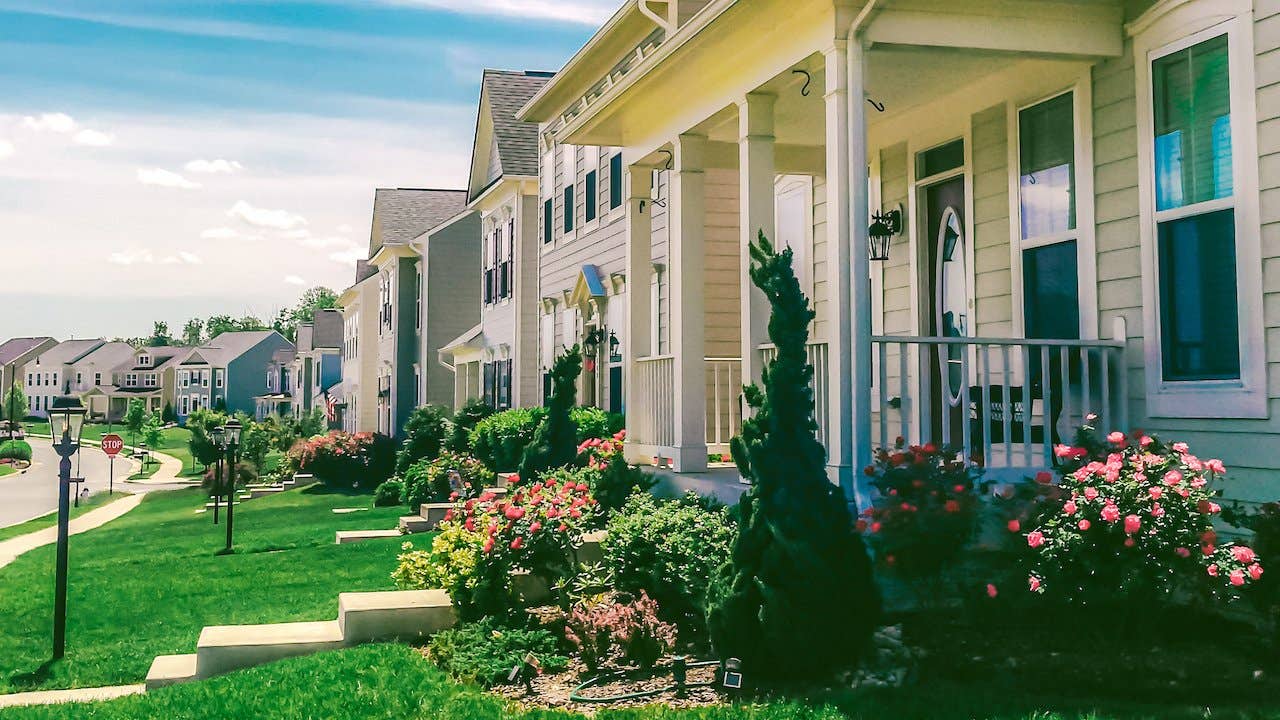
[870,334,1127,471]
[705,357,742,451]
[758,341,831,449]
[633,355,675,448]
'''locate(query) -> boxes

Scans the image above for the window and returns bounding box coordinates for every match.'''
[1135,6,1264,418]
[202,371,209,388]
[215,371,223,388]
[76,372,82,386]
[609,154,624,210]
[94,372,101,386]
[139,355,151,367]
[563,184,575,233]
[181,396,189,414]
[415,267,423,331]
[584,170,598,223]
[541,310,556,369]
[543,198,554,244]
[917,139,964,178]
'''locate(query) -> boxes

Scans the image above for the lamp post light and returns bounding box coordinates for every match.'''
[210,425,225,525]
[220,418,242,555]
[47,395,87,660]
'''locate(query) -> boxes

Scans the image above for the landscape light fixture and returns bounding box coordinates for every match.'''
[47,395,86,659]
[218,418,243,554]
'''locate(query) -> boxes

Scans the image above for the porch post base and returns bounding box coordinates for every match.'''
[826,462,874,514]
[671,445,709,474]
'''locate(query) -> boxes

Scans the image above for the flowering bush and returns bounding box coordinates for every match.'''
[576,430,656,512]
[287,431,395,488]
[564,591,677,671]
[393,470,602,620]
[399,451,495,509]
[1020,423,1262,604]
[862,439,983,593]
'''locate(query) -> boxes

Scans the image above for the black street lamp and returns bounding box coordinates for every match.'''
[210,425,225,525]
[218,418,242,554]
[47,395,86,660]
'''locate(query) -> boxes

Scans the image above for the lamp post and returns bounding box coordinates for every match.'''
[220,418,242,554]
[47,395,86,660]
[210,425,225,525]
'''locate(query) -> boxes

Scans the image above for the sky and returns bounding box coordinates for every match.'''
[0,0,618,340]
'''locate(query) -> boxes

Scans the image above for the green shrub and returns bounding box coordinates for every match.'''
[519,348,582,479]
[570,407,624,443]
[374,479,404,507]
[425,618,568,687]
[470,408,545,471]
[0,440,32,462]
[604,492,735,635]
[447,398,495,453]
[400,451,495,509]
[396,405,450,475]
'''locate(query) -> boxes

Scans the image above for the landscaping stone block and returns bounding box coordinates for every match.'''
[337,589,456,643]
[578,530,606,565]
[335,529,401,545]
[512,571,552,604]
[419,503,451,528]
[195,620,344,679]
[398,515,432,534]
[145,654,197,690]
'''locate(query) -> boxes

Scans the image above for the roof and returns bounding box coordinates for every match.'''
[184,330,284,366]
[271,348,298,364]
[367,188,469,257]
[75,342,136,369]
[311,309,343,349]
[31,339,105,367]
[481,70,554,180]
[0,337,55,365]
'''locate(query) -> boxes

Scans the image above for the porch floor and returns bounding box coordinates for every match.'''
[649,464,746,506]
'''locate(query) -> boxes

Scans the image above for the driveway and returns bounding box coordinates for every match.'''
[0,438,192,528]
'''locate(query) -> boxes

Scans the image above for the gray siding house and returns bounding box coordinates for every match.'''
[175,330,294,421]
[0,337,56,416]
[413,209,482,411]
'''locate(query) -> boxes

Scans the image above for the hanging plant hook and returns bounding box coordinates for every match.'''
[657,149,673,171]
[791,69,812,97]
[866,97,886,112]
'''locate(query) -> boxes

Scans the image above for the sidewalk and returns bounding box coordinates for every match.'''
[0,684,145,709]
[0,494,145,570]
[126,449,192,486]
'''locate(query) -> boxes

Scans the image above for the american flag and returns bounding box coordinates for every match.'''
[322,391,339,422]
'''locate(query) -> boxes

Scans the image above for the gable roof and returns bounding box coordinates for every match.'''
[116,346,192,373]
[184,330,284,366]
[75,342,136,370]
[311,309,343,349]
[31,339,105,367]
[367,188,469,257]
[0,337,55,365]
[468,69,555,199]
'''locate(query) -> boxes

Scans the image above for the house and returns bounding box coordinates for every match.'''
[343,188,469,438]
[412,209,481,412]
[339,261,380,434]
[23,339,105,418]
[0,337,56,415]
[519,0,1280,506]
[174,330,294,422]
[85,345,193,422]
[439,70,554,412]
[67,342,139,419]
[289,308,344,424]
[255,347,297,420]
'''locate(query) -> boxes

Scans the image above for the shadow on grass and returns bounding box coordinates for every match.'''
[9,658,59,690]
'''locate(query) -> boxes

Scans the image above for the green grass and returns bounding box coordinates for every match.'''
[0,465,14,478]
[26,422,203,480]
[0,484,409,694]
[0,492,130,543]
[1,643,1276,720]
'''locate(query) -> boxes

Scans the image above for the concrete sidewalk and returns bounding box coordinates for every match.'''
[0,684,145,708]
[0,493,145,570]
[126,448,192,485]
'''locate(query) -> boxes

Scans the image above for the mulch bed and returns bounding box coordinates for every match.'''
[491,658,728,715]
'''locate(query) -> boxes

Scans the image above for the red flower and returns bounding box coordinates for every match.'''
[1027,531,1045,548]
[1231,546,1257,563]
[1007,519,1021,533]
[482,537,494,553]
[1035,471,1053,485]
[870,521,882,533]
[510,537,523,550]
[1249,564,1264,581]
[1063,500,1078,516]
[944,500,960,513]
[504,506,525,521]
[855,519,868,532]
[1028,575,1042,592]
[1174,547,1190,558]
[1207,564,1219,577]
[1077,519,1091,531]
[1123,515,1141,534]
[986,583,998,599]
[558,523,568,532]
[528,521,541,533]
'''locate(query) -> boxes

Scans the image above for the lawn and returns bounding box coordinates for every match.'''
[0,465,14,478]
[0,484,409,694]
[1,643,1276,720]
[27,422,205,479]
[0,492,129,543]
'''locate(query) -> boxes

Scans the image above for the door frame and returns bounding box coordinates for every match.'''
[908,135,975,339]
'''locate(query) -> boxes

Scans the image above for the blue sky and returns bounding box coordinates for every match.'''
[0,0,615,340]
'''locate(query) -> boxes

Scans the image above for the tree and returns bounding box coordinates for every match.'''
[150,321,172,347]
[237,415,271,472]
[142,413,164,454]
[395,405,450,475]
[187,408,228,471]
[275,286,339,342]
[299,408,326,439]
[705,233,879,683]
[205,314,268,340]
[2,382,27,432]
[162,402,176,423]
[446,398,494,453]
[123,399,148,447]
[182,319,204,347]
[518,347,582,480]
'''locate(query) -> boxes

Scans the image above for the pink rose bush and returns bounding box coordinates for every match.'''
[564,591,677,671]
[1022,423,1261,604]
[287,430,395,487]
[577,430,626,471]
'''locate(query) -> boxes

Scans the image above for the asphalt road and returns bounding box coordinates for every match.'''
[0,438,187,528]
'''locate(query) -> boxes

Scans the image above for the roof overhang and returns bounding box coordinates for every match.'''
[569,265,609,309]
[368,242,420,268]
[468,175,539,213]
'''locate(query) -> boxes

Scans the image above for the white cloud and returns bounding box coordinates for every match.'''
[22,112,77,133]
[177,251,203,264]
[227,200,306,230]
[336,224,353,233]
[386,0,613,24]
[110,248,202,265]
[298,235,357,249]
[0,140,12,159]
[185,158,244,174]
[137,168,202,189]
[199,227,240,240]
[73,129,115,146]
[328,246,366,266]
[284,274,306,285]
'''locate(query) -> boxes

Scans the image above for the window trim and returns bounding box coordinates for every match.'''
[1133,5,1266,419]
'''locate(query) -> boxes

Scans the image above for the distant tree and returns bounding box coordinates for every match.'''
[518,347,582,480]
[237,414,271,472]
[205,315,238,339]
[187,408,229,471]
[123,399,148,447]
[2,382,27,430]
[142,413,164,451]
[150,321,172,347]
[299,408,326,439]
[275,287,339,342]
[162,402,176,424]
[182,319,204,346]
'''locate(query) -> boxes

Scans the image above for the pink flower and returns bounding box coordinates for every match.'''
[1077,519,1091,531]
[1175,547,1191,558]
[1249,564,1264,580]
[1035,471,1053,485]
[1148,486,1163,500]
[1150,503,1165,518]
[1172,442,1189,453]
[1229,569,1245,586]
[1206,459,1226,474]
[1083,487,1099,501]
[1063,500,1078,516]
[1231,546,1257,563]
[510,536,523,550]
[944,500,960,513]
[1140,435,1154,447]
[1123,515,1141,534]
[1028,575,1042,592]
[1101,504,1121,523]
[1163,470,1182,486]
[1054,445,1087,460]
[986,583,998,599]
[1007,519,1021,533]
[1124,538,1136,548]
[1203,543,1216,556]
[482,537,494,554]
[1197,499,1221,515]
[504,505,525,521]
[1027,531,1045,548]
[1207,564,1219,577]
[1107,431,1126,445]
[528,521,542,533]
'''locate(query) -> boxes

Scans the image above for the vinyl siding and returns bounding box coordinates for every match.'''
[971,103,1013,337]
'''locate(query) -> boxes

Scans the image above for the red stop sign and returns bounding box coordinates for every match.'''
[101,434,124,457]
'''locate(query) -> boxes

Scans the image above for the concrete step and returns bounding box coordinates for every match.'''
[247,488,282,499]
[196,620,344,679]
[335,529,401,545]
[337,589,455,643]
[202,502,242,508]
[398,515,432,534]
[145,654,198,690]
[418,503,451,529]
[579,530,606,565]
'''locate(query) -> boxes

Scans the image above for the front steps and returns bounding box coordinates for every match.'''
[335,529,401,544]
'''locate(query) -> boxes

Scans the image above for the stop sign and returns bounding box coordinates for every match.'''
[101,434,124,457]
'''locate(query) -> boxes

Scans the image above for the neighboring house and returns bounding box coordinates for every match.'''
[0,337,56,415]
[174,330,294,422]
[339,261,380,434]
[289,308,344,425]
[363,188,469,438]
[87,345,192,421]
[255,348,297,420]
[67,342,137,418]
[440,69,553,412]
[23,339,105,418]
[519,0,1280,508]
[412,209,481,412]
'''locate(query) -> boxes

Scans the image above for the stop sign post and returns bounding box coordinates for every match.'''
[101,434,123,493]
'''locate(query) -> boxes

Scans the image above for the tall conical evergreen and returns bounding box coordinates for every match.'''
[706,232,879,683]
[519,346,583,479]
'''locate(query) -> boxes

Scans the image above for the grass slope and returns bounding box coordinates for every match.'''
[26,423,203,478]
[0,643,1273,720]
[0,492,130,544]
[0,485,407,694]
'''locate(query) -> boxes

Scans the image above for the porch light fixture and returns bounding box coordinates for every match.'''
[608,331,621,363]
[868,206,902,262]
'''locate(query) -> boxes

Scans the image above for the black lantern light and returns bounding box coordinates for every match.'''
[47,395,87,659]
[582,327,604,357]
[218,417,243,554]
[868,206,902,262]
[608,331,621,364]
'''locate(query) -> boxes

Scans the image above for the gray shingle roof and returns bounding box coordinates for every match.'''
[311,309,343,349]
[368,188,468,256]
[32,339,105,366]
[0,337,54,365]
[185,330,285,366]
[75,342,136,370]
[481,70,554,180]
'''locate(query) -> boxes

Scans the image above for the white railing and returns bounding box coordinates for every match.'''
[633,355,675,447]
[705,357,742,451]
[870,334,1127,471]
[758,341,831,449]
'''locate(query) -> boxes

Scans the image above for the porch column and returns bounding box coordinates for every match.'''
[624,165,654,461]
[823,44,856,497]
[847,38,873,507]
[738,91,776,394]
[670,133,709,473]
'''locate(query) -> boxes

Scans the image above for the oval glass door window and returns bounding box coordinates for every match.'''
[936,207,968,404]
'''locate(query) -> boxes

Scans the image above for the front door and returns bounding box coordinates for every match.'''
[921,175,968,447]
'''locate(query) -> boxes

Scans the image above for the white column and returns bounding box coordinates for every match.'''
[824,45,855,495]
[738,92,776,393]
[670,133,709,473]
[624,166,654,459]
[848,38,873,508]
